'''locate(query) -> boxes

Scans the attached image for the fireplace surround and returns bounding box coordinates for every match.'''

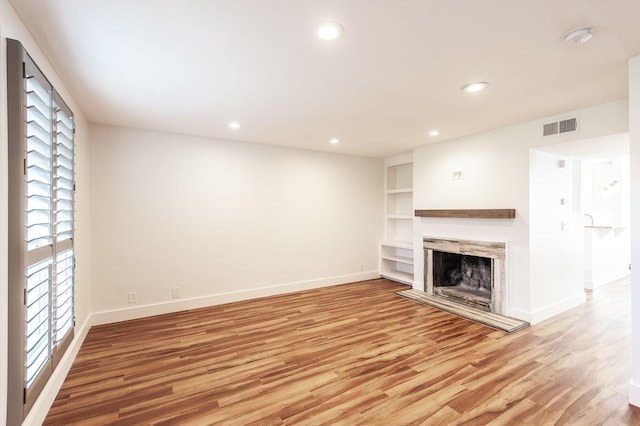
[423,237,507,315]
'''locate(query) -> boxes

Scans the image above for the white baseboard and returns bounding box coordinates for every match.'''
[506,308,531,324]
[508,292,587,325]
[592,270,631,289]
[629,380,640,407]
[22,315,92,426]
[584,279,595,291]
[92,271,381,326]
[528,292,587,325]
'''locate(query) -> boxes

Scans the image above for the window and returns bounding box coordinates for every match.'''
[7,38,75,423]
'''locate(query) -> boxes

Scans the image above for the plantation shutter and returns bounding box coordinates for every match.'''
[24,54,55,406]
[52,94,75,357]
[7,39,76,421]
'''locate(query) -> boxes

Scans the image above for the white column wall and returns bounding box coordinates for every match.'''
[628,55,640,407]
[529,151,586,317]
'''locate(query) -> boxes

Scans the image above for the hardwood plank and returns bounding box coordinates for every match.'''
[44,277,640,425]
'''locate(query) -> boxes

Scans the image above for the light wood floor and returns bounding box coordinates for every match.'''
[45,278,640,425]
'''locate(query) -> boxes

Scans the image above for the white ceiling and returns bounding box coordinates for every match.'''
[9,0,640,158]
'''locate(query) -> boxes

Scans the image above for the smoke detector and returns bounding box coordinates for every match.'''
[563,26,593,44]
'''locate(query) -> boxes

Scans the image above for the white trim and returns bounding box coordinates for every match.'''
[507,308,532,324]
[384,153,413,167]
[92,271,381,326]
[528,292,586,325]
[589,270,631,290]
[509,292,588,325]
[22,316,92,426]
[629,380,640,407]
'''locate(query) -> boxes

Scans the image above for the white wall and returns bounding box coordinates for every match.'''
[413,99,628,323]
[0,1,92,425]
[529,152,585,316]
[629,55,640,407]
[89,125,383,322]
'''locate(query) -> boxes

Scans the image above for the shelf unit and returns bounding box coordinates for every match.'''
[381,155,414,285]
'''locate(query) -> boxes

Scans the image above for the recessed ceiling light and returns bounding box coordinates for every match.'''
[563,26,593,44]
[429,130,440,137]
[462,82,489,93]
[228,122,241,129]
[330,138,340,144]
[317,22,344,40]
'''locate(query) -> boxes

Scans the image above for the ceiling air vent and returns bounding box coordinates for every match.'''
[542,117,577,137]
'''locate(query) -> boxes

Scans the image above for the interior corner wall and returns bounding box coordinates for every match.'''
[88,124,384,321]
[1,1,92,425]
[412,99,628,324]
[628,55,640,407]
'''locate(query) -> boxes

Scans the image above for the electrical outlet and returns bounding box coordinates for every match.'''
[127,292,136,304]
[171,287,180,299]
[359,264,364,272]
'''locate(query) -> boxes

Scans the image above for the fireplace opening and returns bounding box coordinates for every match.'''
[432,251,493,311]
[424,237,506,314]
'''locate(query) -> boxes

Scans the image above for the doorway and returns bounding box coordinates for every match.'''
[536,133,631,291]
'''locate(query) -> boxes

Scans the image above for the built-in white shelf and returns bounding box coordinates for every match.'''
[381,254,413,265]
[381,156,414,285]
[382,240,412,249]
[386,214,413,220]
[386,188,413,194]
[380,270,414,286]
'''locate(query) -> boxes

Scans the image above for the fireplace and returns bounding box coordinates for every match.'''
[424,237,506,314]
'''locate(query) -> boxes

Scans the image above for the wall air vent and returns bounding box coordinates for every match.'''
[542,117,578,137]
[543,122,558,137]
[559,117,577,133]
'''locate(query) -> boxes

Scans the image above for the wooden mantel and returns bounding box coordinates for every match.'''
[415,209,516,219]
